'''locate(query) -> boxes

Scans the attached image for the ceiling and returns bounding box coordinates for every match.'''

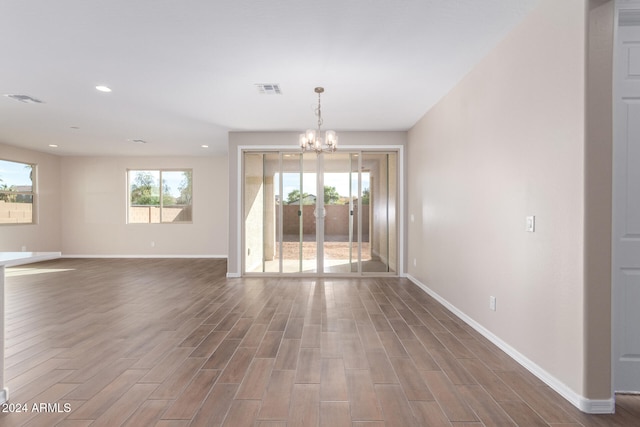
[0,0,539,157]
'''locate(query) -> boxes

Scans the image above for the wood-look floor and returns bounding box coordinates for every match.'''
[1,258,638,427]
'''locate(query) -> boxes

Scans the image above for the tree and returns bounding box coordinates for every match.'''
[0,177,16,202]
[287,186,342,205]
[130,172,159,205]
[286,189,300,204]
[162,183,176,206]
[361,188,370,205]
[324,186,340,204]
[176,171,192,205]
[286,189,311,205]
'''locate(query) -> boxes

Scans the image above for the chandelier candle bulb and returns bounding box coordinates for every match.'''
[326,130,337,146]
[306,129,315,141]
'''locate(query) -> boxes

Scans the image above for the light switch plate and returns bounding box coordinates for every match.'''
[526,215,535,232]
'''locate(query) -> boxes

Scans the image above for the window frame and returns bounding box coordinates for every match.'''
[0,158,37,226]
[126,168,193,224]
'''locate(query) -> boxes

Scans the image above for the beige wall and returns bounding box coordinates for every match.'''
[0,144,228,257]
[407,0,612,405]
[60,155,228,257]
[0,143,61,251]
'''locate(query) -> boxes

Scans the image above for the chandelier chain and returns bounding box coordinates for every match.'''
[316,91,323,129]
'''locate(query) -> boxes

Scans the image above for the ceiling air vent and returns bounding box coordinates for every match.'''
[255,83,282,95]
[4,94,44,104]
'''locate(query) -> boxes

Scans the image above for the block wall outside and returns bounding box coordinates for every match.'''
[128,206,192,223]
[0,201,33,224]
[279,204,369,236]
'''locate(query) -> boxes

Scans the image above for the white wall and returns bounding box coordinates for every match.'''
[0,143,61,251]
[407,0,610,408]
[60,155,228,257]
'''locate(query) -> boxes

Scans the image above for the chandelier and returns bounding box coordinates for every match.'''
[299,87,338,153]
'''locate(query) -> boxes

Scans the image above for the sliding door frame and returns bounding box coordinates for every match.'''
[237,144,405,277]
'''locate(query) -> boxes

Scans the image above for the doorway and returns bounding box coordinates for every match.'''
[242,150,398,275]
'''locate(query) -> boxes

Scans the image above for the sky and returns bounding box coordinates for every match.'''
[161,171,188,197]
[0,159,32,189]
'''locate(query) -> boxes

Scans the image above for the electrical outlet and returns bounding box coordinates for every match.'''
[489,296,497,311]
[413,258,417,267]
[150,241,155,247]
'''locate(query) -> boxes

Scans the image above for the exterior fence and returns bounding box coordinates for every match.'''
[0,201,32,224]
[278,204,369,237]
[128,205,192,223]
[1,202,193,224]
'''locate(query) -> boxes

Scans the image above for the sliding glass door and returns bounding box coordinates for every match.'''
[243,150,397,275]
[281,153,317,273]
[322,152,359,273]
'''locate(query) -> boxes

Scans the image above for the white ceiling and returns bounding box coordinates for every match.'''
[0,0,539,156]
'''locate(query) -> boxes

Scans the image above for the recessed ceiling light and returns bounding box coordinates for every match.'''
[95,85,112,93]
[70,126,80,129]
[201,145,209,148]
[48,144,58,148]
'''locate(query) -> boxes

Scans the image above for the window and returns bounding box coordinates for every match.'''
[0,159,36,225]
[127,169,192,223]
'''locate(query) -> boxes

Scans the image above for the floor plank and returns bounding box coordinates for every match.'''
[0,258,637,426]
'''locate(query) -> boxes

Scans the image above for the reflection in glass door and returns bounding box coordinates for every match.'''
[243,152,279,273]
[361,152,397,273]
[243,150,397,275]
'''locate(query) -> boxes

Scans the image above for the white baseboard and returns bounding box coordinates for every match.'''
[0,387,8,405]
[226,272,241,278]
[580,398,616,414]
[405,274,615,415]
